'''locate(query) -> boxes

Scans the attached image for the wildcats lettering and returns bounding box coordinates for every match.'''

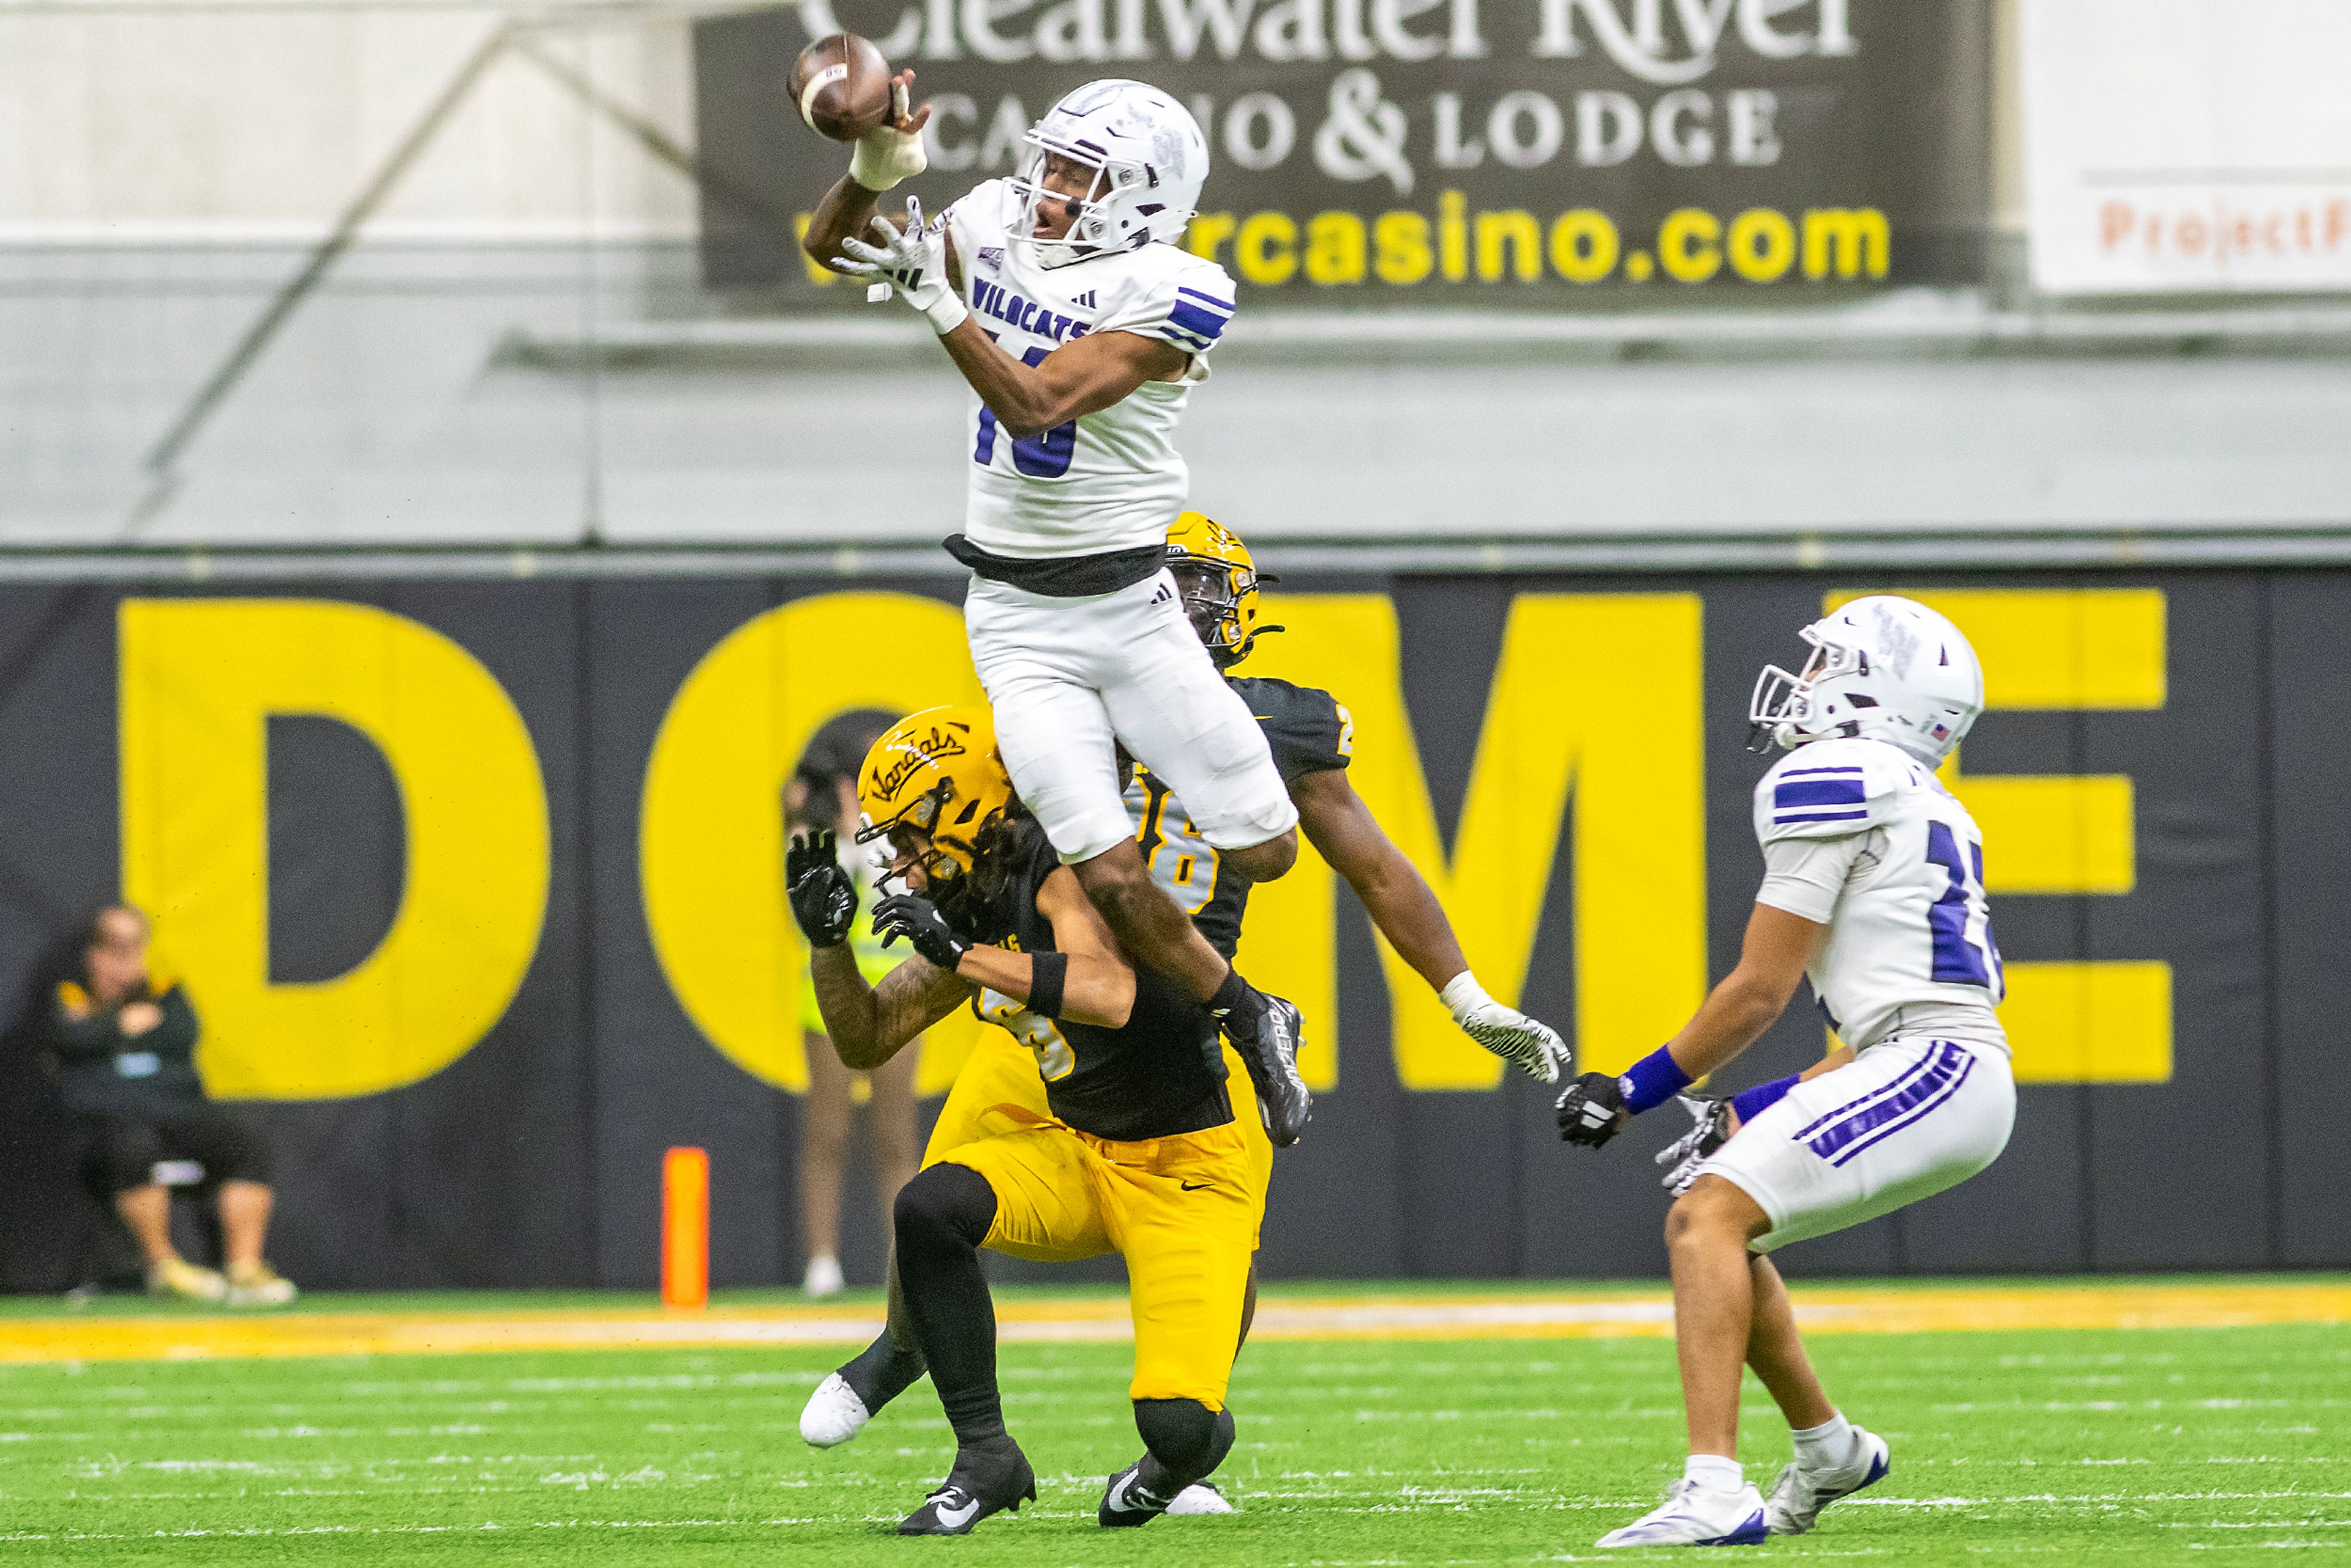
[972,277,1094,343]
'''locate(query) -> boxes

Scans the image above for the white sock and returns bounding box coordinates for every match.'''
[1684,1454,1744,1493]
[1791,1414,1855,1469]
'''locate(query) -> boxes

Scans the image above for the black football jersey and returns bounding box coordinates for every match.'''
[969,820,1234,1142]
[1122,675,1353,958]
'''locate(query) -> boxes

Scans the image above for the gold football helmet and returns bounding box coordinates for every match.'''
[854,705,1016,884]
[1165,511,1282,669]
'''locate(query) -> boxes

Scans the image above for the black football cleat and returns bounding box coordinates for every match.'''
[897,1437,1037,1536]
[1098,1457,1177,1528]
[1223,990,1311,1147]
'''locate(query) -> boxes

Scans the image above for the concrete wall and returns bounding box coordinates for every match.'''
[0,5,699,241]
[4,1,2344,553]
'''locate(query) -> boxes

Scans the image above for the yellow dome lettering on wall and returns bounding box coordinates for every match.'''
[119,598,549,1100]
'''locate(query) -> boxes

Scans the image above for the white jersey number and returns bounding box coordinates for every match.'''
[1129,771,1218,915]
[974,987,1075,1081]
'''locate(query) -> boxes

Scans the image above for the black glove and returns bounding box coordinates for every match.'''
[873,893,972,971]
[1556,1070,1627,1148]
[786,830,857,948]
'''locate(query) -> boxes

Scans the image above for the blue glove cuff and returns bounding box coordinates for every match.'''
[1730,1073,1802,1125]
[1618,1046,1693,1116]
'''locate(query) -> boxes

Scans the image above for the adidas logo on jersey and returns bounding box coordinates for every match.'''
[1150,583,1174,606]
[978,246,1004,274]
[1074,289,1096,309]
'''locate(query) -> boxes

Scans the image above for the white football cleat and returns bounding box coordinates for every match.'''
[1764,1427,1889,1535]
[800,1372,871,1448]
[1596,1479,1769,1548]
[1166,1482,1234,1515]
[803,1255,845,1298]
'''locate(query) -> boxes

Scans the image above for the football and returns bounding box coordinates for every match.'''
[784,32,893,142]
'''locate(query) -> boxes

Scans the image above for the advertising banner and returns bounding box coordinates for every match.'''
[2,571,2341,1296]
[2022,0,2351,294]
[695,0,1990,303]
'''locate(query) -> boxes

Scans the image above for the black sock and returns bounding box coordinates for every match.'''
[1132,1398,1235,1493]
[885,1256,926,1357]
[893,1163,1003,1447]
[1207,966,1252,1026]
[838,1330,925,1412]
[838,1259,929,1411]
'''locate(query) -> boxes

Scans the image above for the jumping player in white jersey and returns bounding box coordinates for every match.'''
[801,74,1313,1147]
[1554,595,2017,1548]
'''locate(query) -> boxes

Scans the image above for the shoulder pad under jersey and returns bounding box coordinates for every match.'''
[1092,247,1236,359]
[942,179,1016,263]
[1752,737,1930,847]
[1229,676,1351,786]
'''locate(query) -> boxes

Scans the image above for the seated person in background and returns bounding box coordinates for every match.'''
[43,904,295,1306]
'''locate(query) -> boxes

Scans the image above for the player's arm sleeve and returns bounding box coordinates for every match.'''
[1754,835,1864,923]
[1750,746,1894,917]
[1092,261,1235,364]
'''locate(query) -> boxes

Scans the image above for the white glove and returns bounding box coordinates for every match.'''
[1440,972,1568,1084]
[1655,1095,1734,1196]
[836,197,968,335]
[849,78,928,193]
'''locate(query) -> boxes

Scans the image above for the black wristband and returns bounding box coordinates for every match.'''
[1027,951,1069,1019]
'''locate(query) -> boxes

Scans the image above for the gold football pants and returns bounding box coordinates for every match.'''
[922,1030,1275,1242]
[924,1033,1270,1409]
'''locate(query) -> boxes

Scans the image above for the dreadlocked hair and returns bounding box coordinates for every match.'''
[934,800,1044,948]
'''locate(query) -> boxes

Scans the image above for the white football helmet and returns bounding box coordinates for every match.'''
[1749,595,1984,766]
[1012,80,1207,269]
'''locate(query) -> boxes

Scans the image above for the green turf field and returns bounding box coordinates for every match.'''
[2,1300,2346,1564]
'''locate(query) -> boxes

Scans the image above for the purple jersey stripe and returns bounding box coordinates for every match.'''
[1780,766,1865,778]
[1166,299,1229,344]
[1774,808,1869,825]
[1775,778,1868,809]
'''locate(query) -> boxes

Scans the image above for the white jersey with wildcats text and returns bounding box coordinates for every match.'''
[1752,737,2008,1056]
[943,179,1236,560]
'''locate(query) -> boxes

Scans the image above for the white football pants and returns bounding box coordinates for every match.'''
[964,569,1299,865]
[1698,1037,2015,1253]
